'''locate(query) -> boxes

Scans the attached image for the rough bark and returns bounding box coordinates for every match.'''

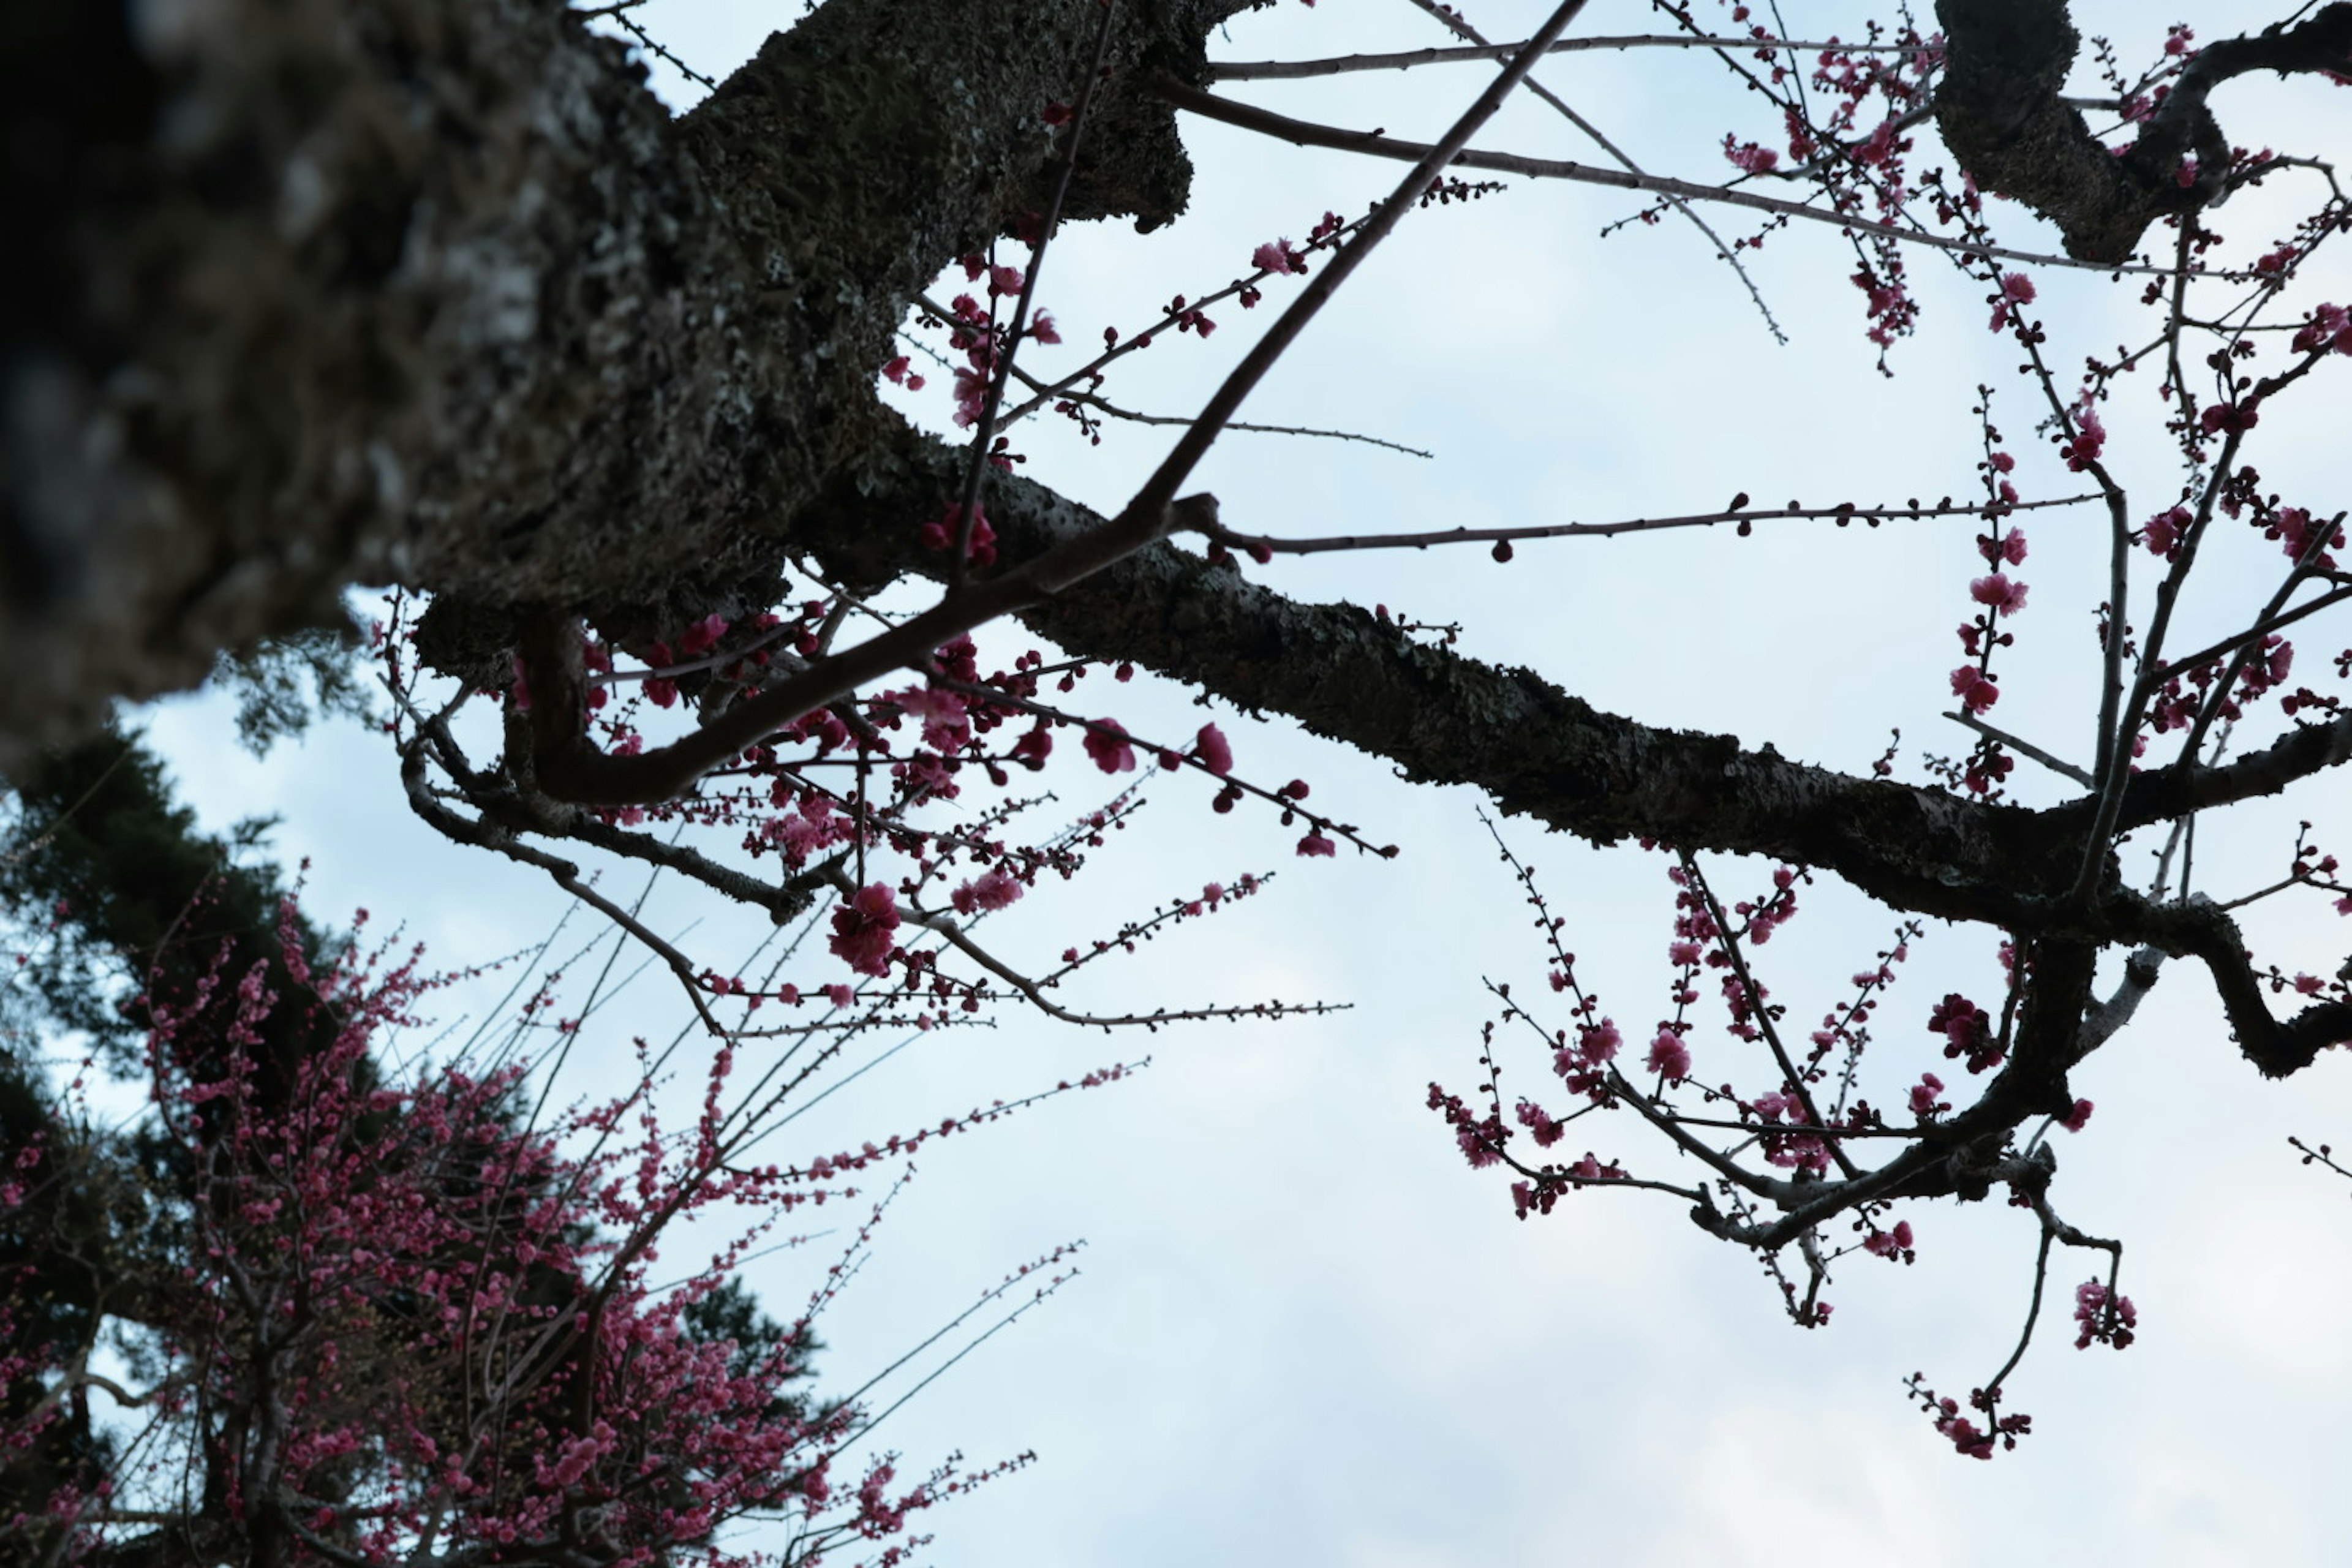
[2,0,1252,765]
[1933,0,2352,265]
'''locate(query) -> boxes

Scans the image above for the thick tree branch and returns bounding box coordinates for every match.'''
[520,0,1596,808]
[2116,712,2352,831]
[1934,0,2352,263]
[799,418,2352,963]
[2,0,1257,764]
[2111,893,2352,1076]
[802,417,2069,921]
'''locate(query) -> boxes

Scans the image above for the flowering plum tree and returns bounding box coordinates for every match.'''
[15,0,2352,1468]
[0,737,1120,1562]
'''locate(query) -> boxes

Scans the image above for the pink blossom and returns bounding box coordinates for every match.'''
[2061,1098,2094,1132]
[1193,722,1234,775]
[989,263,1025,296]
[2199,398,2260,435]
[2274,505,2345,569]
[1645,1028,1691,1080]
[1724,137,1780,175]
[1082,718,1136,774]
[2143,505,2189,557]
[2073,1278,2138,1349]
[2290,302,2352,354]
[1941,1415,1994,1460]
[1297,831,1336,858]
[951,867,1024,915]
[951,364,988,428]
[1949,666,2000,715]
[1929,992,2002,1072]
[1011,724,1052,769]
[1864,1219,1915,1257]
[1515,1099,1567,1147]
[676,613,728,658]
[1976,528,2027,566]
[1969,573,2029,614]
[919,500,998,568]
[2060,401,2105,470]
[1252,239,1299,275]
[1030,311,1061,344]
[889,686,971,753]
[1909,1072,1948,1119]
[827,883,901,977]
[1989,271,2037,330]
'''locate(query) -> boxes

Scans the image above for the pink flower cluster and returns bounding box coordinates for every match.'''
[1928,992,2002,1073]
[829,882,902,977]
[919,499,998,568]
[1988,271,2035,332]
[2290,302,2352,354]
[1863,1219,1915,1259]
[2059,398,2105,470]
[1908,1071,1948,1120]
[24,918,928,1564]
[2072,1278,2138,1349]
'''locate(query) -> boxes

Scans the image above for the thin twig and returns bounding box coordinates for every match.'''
[1197,491,2095,557]
[1153,78,2218,277]
[1210,33,1928,81]
[1942,711,2093,786]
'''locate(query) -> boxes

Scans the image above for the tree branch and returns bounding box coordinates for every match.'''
[1933,0,2352,263]
[1150,73,2199,275]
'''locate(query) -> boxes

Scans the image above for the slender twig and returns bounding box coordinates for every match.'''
[952,0,1123,582]
[1198,491,2095,557]
[1153,77,2217,277]
[1210,34,1929,81]
[2160,578,2350,689]
[1942,711,2093,786]
[1398,0,1784,342]
[1679,851,1857,1178]
[1025,378,1433,457]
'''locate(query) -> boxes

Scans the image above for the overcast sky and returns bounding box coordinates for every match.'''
[128,1,2352,1562]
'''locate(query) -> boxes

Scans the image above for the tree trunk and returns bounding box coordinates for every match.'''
[2,0,1249,763]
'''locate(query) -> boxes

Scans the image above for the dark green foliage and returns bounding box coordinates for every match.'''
[209,624,376,759]
[0,722,340,1082]
[0,723,339,1548]
[0,1054,128,1552]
